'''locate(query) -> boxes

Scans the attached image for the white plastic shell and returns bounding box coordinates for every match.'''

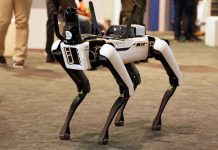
[100,44,134,96]
[153,39,182,85]
[59,42,91,70]
[131,24,145,36]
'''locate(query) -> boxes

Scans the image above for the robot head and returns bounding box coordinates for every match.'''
[64,7,82,44]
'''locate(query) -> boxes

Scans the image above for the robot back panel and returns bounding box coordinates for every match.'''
[105,36,149,64]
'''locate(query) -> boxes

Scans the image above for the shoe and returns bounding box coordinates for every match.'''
[174,36,186,42]
[179,36,186,42]
[191,35,202,42]
[0,56,6,64]
[13,60,24,69]
[46,54,55,63]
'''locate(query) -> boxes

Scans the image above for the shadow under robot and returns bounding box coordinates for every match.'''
[51,2,182,145]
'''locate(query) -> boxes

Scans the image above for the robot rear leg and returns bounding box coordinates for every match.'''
[149,39,181,130]
[115,63,141,127]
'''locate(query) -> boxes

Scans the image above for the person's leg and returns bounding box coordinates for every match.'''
[139,0,146,25]
[120,0,132,25]
[173,0,183,40]
[191,0,201,41]
[78,15,92,34]
[131,0,146,25]
[45,0,59,62]
[119,11,130,25]
[184,0,195,40]
[13,0,32,66]
[0,0,13,64]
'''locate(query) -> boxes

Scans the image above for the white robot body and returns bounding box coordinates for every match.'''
[51,3,183,144]
[52,36,149,69]
[106,37,149,64]
[131,24,146,36]
[52,36,182,86]
[100,44,134,96]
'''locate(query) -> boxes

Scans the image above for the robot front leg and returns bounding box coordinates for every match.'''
[52,49,90,140]
[115,63,141,127]
[97,44,134,145]
[150,39,182,130]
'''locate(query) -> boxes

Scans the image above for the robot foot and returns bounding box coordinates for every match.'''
[152,119,162,131]
[152,124,162,131]
[115,120,124,127]
[98,136,109,145]
[59,127,71,140]
[59,132,70,140]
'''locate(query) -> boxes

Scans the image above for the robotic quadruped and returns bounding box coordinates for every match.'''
[51,1,182,145]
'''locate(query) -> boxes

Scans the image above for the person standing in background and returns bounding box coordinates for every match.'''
[120,0,147,25]
[183,0,199,41]
[173,0,182,41]
[173,0,185,41]
[173,0,199,42]
[0,0,32,68]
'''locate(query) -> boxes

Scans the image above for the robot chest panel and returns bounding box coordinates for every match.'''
[60,42,91,70]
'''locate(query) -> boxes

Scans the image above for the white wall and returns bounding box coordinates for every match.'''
[158,0,170,32]
[111,0,121,25]
[83,0,121,25]
[28,0,47,49]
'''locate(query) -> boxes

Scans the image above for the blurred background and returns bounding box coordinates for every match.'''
[4,0,218,56]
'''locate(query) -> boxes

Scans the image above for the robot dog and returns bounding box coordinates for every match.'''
[51,2,182,145]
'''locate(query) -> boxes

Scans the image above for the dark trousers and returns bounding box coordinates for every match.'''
[184,0,196,39]
[173,0,196,39]
[173,0,183,39]
[46,17,55,56]
[45,0,60,56]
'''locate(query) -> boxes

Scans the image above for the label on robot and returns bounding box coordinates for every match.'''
[65,31,72,40]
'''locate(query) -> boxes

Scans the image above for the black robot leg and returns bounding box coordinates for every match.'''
[151,50,178,130]
[53,50,90,140]
[115,63,141,127]
[97,56,131,145]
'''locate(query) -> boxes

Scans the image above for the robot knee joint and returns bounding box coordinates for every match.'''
[152,39,170,60]
[133,73,141,89]
[153,39,169,53]
[79,79,90,94]
[129,71,141,89]
[161,39,170,46]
